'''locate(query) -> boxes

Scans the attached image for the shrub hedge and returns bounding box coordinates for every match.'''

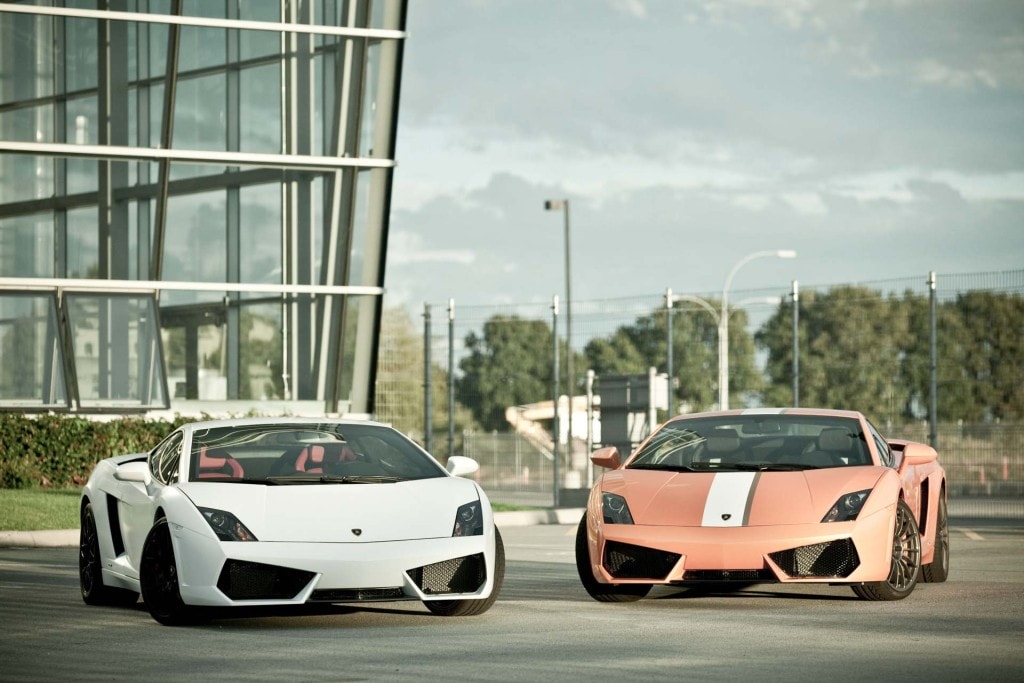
[0,413,195,489]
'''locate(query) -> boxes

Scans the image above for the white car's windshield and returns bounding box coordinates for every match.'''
[627,415,872,471]
[188,423,445,484]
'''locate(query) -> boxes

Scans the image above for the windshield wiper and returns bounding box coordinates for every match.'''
[203,477,281,485]
[760,462,819,471]
[628,463,697,472]
[266,474,403,485]
[724,462,819,472]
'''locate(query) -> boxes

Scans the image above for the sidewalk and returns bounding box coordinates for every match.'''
[0,508,587,548]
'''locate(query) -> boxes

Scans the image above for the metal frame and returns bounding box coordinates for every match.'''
[0,1,405,414]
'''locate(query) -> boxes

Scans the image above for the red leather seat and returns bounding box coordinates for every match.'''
[293,444,357,473]
[197,447,244,479]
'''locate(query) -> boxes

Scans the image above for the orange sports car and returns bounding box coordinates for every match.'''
[576,408,948,601]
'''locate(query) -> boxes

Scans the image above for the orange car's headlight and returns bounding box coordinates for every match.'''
[602,493,634,524]
[821,489,871,523]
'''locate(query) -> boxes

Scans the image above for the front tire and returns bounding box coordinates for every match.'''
[424,528,505,617]
[140,517,201,625]
[922,496,949,583]
[575,514,651,603]
[851,500,922,601]
[79,502,138,606]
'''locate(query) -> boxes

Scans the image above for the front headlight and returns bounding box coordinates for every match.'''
[602,492,634,524]
[198,507,258,541]
[452,500,483,537]
[821,489,871,523]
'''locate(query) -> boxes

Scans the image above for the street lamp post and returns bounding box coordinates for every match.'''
[719,250,796,410]
[545,199,572,452]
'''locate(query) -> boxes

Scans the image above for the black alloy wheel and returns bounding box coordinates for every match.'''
[140,517,200,625]
[851,500,921,601]
[922,496,950,583]
[575,514,651,603]
[79,502,138,606]
[424,528,506,617]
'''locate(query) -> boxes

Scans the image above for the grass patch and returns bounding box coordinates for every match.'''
[0,488,81,531]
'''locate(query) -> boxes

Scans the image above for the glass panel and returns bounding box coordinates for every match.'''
[66,293,168,409]
[161,188,226,306]
[0,293,69,409]
[160,309,227,401]
[0,103,53,144]
[66,95,98,193]
[66,208,99,279]
[239,183,281,285]
[239,64,281,153]
[0,12,53,104]
[359,42,380,158]
[0,152,54,204]
[178,1,226,72]
[0,215,55,278]
[239,302,283,400]
[348,169,375,286]
[238,4,280,60]
[172,72,227,164]
[63,16,98,92]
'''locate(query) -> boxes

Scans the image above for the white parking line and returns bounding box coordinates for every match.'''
[961,529,985,541]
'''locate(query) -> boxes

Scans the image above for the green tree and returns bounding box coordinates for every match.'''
[896,292,973,422]
[457,315,555,431]
[374,306,479,448]
[953,291,1024,421]
[585,300,761,413]
[758,286,910,425]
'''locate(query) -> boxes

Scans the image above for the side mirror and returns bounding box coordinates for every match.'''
[114,461,151,484]
[446,456,480,478]
[902,442,938,465]
[591,446,621,470]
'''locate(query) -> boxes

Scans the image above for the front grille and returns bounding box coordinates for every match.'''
[679,569,775,582]
[216,560,315,600]
[309,588,406,602]
[603,541,681,580]
[408,554,486,595]
[769,539,860,578]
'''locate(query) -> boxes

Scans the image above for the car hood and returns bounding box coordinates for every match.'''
[178,476,480,542]
[601,467,886,527]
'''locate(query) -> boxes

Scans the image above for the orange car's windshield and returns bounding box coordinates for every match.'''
[627,415,872,471]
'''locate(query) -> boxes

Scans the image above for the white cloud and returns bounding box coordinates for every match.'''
[913,59,999,89]
[388,231,476,266]
[608,0,647,20]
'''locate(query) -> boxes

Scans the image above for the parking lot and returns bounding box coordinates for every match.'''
[2,521,1022,682]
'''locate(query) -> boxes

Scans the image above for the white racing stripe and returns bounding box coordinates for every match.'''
[701,472,760,527]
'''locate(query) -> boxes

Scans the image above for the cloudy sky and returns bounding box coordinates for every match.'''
[384,0,1024,310]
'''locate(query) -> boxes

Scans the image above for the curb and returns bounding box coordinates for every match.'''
[0,529,79,548]
[0,508,587,548]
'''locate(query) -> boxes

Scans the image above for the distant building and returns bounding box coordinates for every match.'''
[0,1,408,417]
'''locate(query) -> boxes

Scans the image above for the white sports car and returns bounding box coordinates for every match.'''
[79,418,504,625]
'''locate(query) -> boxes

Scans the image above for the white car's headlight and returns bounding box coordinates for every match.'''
[602,493,634,524]
[452,501,483,537]
[821,490,871,523]
[199,507,258,541]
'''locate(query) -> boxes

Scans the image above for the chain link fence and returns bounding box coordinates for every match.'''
[377,269,1024,517]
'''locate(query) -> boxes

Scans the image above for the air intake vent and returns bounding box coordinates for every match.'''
[603,541,681,580]
[680,569,775,582]
[408,554,486,594]
[216,560,315,600]
[769,539,860,578]
[309,588,406,602]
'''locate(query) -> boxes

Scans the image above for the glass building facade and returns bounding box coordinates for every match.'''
[0,1,407,415]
